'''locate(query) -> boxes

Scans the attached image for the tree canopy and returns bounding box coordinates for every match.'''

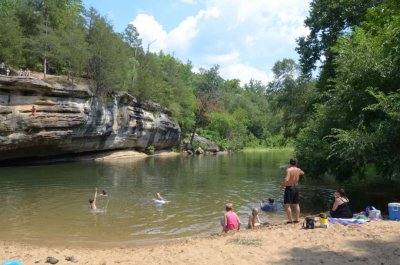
[296,0,400,181]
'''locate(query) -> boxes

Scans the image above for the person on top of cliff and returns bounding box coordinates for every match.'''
[0,61,5,75]
[31,105,36,116]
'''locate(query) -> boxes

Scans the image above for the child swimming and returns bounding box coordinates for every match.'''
[152,192,169,204]
[260,197,278,212]
[89,188,97,210]
[153,192,164,201]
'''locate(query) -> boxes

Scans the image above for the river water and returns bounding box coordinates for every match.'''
[0,150,397,246]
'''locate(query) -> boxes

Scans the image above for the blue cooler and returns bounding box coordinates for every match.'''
[388,203,400,221]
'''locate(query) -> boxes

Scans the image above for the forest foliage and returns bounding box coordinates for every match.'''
[1,0,399,181]
[295,0,400,181]
[0,0,309,151]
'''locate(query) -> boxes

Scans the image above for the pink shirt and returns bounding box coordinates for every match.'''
[225,211,239,231]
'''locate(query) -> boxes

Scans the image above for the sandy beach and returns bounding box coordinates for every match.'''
[1,220,399,265]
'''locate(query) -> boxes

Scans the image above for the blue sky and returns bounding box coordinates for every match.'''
[82,0,311,85]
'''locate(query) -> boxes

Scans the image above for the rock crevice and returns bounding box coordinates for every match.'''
[0,76,181,162]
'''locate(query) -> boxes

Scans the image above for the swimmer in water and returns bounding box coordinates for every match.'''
[89,188,97,210]
[152,192,170,203]
[100,190,108,196]
[260,197,278,212]
[154,192,165,201]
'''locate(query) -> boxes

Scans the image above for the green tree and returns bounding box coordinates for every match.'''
[57,0,87,82]
[86,7,131,95]
[296,0,384,81]
[205,109,248,150]
[123,24,143,92]
[267,59,317,139]
[0,0,24,66]
[14,0,85,77]
[296,1,400,180]
[190,65,223,146]
[135,51,164,100]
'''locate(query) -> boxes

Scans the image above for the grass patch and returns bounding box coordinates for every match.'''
[228,237,262,247]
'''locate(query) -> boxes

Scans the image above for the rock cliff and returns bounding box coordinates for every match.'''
[0,76,181,162]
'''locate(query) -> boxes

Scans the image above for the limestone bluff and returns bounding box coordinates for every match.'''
[0,76,181,162]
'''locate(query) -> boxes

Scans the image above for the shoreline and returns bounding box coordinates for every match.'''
[2,220,400,264]
[91,150,182,162]
[0,150,183,167]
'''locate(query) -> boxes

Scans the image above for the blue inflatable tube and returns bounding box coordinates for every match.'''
[153,199,166,205]
[2,260,23,265]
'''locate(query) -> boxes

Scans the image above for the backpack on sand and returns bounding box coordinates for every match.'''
[303,216,315,229]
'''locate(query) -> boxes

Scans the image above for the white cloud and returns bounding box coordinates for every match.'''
[131,0,311,84]
[133,8,219,53]
[131,14,167,51]
[167,16,199,52]
[180,0,202,4]
[220,64,273,85]
[166,8,219,52]
[204,51,240,65]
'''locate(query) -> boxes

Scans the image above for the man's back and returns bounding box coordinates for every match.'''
[284,166,304,186]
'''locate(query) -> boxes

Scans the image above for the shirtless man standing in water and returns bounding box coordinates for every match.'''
[278,158,304,224]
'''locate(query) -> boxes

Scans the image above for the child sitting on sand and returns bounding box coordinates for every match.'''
[248,208,263,229]
[319,213,329,228]
[260,198,278,212]
[222,203,241,232]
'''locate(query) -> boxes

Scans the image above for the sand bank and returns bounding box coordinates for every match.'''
[79,150,181,162]
[1,220,399,265]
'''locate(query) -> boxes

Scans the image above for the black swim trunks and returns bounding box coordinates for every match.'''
[284,186,299,204]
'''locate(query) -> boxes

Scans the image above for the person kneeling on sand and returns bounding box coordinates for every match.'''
[248,208,263,229]
[222,203,241,232]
